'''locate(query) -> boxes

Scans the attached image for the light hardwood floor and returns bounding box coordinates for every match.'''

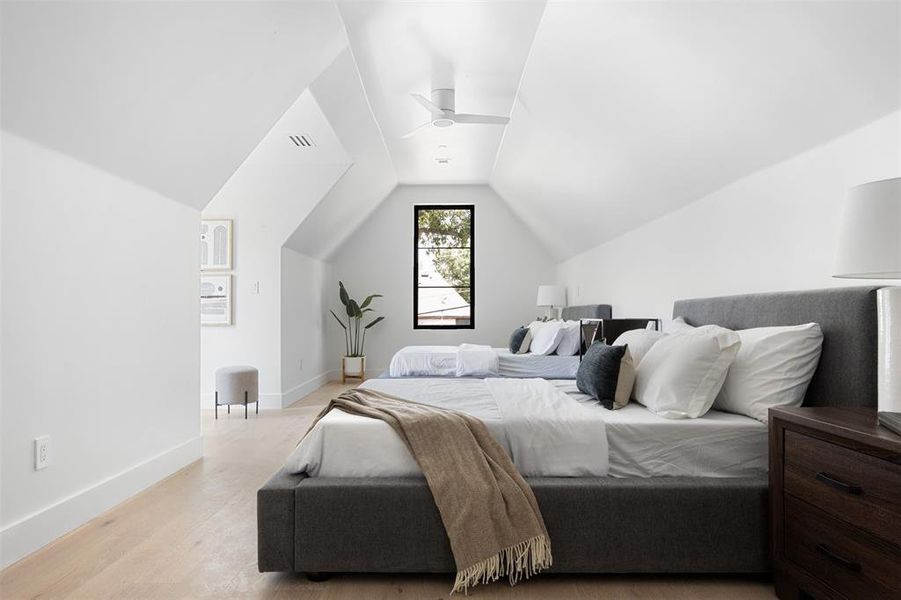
[1,382,776,599]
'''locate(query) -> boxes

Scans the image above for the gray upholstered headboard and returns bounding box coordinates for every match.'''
[673,286,882,409]
[561,304,612,320]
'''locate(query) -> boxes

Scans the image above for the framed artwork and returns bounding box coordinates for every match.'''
[200,219,232,270]
[201,274,232,326]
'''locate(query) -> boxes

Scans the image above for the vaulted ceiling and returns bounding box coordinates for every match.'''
[337,0,545,184]
[490,0,901,258]
[3,1,899,261]
[1,1,347,209]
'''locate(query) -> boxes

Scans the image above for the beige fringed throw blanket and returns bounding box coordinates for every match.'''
[307,387,552,593]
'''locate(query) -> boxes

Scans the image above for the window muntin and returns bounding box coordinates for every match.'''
[414,206,474,329]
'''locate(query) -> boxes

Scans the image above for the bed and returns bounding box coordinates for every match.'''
[387,346,584,378]
[258,287,881,576]
[386,304,612,378]
[285,377,767,479]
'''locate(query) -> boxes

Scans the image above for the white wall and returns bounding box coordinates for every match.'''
[281,247,329,405]
[0,133,202,568]
[199,160,346,409]
[327,185,557,372]
[198,89,351,407]
[557,111,901,319]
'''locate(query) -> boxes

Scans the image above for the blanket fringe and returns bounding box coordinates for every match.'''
[451,535,552,595]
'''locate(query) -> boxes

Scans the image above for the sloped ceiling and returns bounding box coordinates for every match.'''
[3,1,898,260]
[1,1,347,210]
[284,49,397,260]
[337,0,545,184]
[205,88,352,246]
[490,0,901,259]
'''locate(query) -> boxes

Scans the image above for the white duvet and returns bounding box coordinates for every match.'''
[388,345,498,377]
[388,345,580,379]
[285,378,769,479]
[285,377,609,478]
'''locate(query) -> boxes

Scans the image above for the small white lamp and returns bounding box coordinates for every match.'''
[536,285,566,320]
[833,177,901,436]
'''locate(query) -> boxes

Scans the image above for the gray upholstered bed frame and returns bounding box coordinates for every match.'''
[258,287,881,577]
[561,304,612,320]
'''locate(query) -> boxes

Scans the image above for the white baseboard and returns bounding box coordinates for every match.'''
[200,392,282,411]
[280,371,331,407]
[0,435,203,570]
[323,367,384,382]
[201,371,332,411]
[257,393,287,411]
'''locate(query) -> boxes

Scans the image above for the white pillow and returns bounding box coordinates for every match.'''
[715,323,823,422]
[530,321,566,355]
[669,318,825,422]
[634,325,741,419]
[611,329,666,367]
[668,316,694,334]
[554,321,582,356]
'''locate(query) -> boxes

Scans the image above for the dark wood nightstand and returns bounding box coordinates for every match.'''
[769,407,901,599]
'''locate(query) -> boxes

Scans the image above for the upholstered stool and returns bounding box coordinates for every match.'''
[215,366,259,419]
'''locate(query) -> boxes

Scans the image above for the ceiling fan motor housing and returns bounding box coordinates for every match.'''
[431,88,456,113]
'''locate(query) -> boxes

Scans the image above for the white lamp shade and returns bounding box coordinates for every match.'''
[536,285,566,307]
[834,177,901,279]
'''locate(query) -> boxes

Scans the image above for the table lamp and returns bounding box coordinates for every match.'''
[833,177,901,436]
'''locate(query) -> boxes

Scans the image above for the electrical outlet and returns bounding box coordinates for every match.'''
[34,436,50,470]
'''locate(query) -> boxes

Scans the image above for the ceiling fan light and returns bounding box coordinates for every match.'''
[432,118,454,128]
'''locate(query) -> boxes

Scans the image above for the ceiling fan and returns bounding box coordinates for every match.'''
[402,88,510,138]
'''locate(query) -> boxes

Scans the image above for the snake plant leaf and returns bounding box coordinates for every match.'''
[364,316,385,329]
[329,309,347,329]
[338,281,349,307]
[347,299,361,318]
[359,294,382,309]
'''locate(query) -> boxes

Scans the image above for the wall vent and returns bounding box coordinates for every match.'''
[289,135,314,147]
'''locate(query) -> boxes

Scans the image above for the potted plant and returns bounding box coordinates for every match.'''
[330,281,384,382]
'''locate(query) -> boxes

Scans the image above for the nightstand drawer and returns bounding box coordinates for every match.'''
[784,495,901,600]
[783,430,901,543]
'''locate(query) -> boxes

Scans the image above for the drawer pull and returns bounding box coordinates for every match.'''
[815,471,862,495]
[815,543,861,572]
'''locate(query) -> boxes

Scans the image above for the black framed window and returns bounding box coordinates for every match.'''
[414,205,474,329]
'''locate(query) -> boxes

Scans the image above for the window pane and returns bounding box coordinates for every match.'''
[415,205,473,329]
[417,248,471,289]
[416,287,471,327]
[417,209,471,248]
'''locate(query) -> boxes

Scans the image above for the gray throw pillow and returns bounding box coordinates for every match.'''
[576,342,636,410]
[509,327,532,354]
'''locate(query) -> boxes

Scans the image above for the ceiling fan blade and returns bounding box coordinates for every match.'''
[401,120,432,139]
[453,113,510,125]
[411,93,446,115]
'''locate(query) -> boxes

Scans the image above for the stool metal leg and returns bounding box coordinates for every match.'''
[244,390,248,419]
[215,391,218,419]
